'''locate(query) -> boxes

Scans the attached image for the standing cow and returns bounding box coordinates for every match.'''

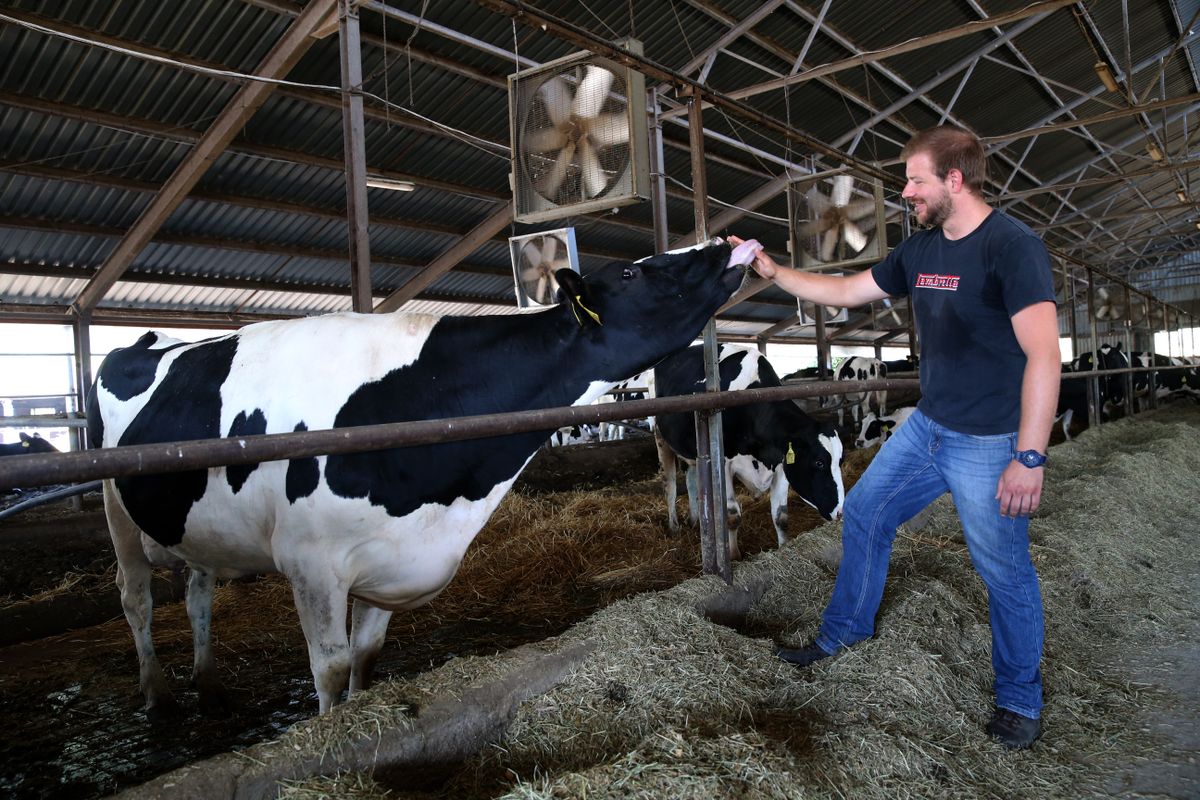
[87,238,757,716]
[653,344,844,560]
[835,356,887,429]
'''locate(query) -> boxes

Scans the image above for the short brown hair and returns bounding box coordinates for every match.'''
[901,126,988,195]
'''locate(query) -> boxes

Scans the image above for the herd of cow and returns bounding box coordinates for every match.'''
[1055,342,1199,439]
[3,238,1195,720]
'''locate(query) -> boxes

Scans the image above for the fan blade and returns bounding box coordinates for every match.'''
[586,113,631,147]
[536,140,576,197]
[831,174,854,207]
[579,138,607,198]
[534,273,549,303]
[1096,286,1110,303]
[797,218,835,237]
[821,227,839,261]
[523,125,569,153]
[842,221,868,253]
[540,235,559,268]
[522,241,544,270]
[844,198,878,221]
[573,65,616,120]
[805,185,830,217]
[539,76,572,130]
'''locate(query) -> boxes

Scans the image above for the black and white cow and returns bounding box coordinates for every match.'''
[87,238,757,717]
[0,432,59,456]
[854,406,917,449]
[835,356,887,428]
[1128,351,1200,408]
[596,371,654,441]
[653,344,844,560]
[1071,343,1129,414]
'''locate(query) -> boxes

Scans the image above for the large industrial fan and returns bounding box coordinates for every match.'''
[789,171,886,269]
[1094,286,1124,321]
[508,228,580,308]
[509,41,649,224]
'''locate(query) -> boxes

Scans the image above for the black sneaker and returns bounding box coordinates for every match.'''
[775,642,831,667]
[986,707,1041,750]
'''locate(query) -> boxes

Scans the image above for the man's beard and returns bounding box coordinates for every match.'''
[914,189,952,228]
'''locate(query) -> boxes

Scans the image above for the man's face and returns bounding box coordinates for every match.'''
[902,151,953,229]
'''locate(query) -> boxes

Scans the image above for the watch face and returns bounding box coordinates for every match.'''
[1018,451,1044,467]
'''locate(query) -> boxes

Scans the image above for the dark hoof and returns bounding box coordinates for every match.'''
[196,683,236,718]
[145,695,183,723]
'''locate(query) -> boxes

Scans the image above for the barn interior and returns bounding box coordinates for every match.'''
[0,1,1198,798]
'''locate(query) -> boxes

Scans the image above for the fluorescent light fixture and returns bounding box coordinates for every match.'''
[1177,189,1189,203]
[1093,61,1120,93]
[365,177,416,191]
[1146,141,1164,162]
[1194,220,1200,230]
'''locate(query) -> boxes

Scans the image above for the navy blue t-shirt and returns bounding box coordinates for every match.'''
[871,210,1055,435]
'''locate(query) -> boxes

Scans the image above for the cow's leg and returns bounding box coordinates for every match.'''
[723,463,742,561]
[349,599,393,694]
[684,464,700,524]
[877,389,888,417]
[654,430,681,532]
[288,570,352,712]
[185,567,230,715]
[769,467,791,548]
[103,481,177,719]
[1059,409,1073,441]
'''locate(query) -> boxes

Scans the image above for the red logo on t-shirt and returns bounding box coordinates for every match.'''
[915,272,960,290]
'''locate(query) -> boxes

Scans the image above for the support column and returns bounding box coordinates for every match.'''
[340,0,373,312]
[687,87,730,584]
[648,90,670,254]
[1084,270,1101,428]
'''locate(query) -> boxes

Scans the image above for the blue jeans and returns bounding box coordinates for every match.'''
[816,409,1044,718]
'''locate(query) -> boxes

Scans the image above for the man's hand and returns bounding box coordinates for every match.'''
[996,460,1044,517]
[728,235,777,279]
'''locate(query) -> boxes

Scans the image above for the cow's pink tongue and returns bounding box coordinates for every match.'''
[728,239,763,268]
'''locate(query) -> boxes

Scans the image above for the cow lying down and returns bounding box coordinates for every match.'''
[87,238,757,716]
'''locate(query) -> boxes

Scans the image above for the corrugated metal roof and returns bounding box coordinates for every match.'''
[0,0,1196,343]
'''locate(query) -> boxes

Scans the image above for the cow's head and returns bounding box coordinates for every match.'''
[854,412,889,449]
[553,238,753,380]
[16,432,58,454]
[778,418,845,521]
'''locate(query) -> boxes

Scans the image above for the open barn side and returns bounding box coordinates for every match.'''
[106,402,1200,799]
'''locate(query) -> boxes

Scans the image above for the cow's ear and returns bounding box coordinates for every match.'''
[556,269,602,328]
[19,432,31,443]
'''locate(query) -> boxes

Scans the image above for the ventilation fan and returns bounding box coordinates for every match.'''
[509,41,649,224]
[508,228,580,309]
[789,171,886,269]
[1094,286,1124,321]
[797,275,848,325]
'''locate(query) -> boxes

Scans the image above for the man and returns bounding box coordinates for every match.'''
[733,126,1060,750]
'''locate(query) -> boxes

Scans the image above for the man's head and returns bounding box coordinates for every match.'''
[900,126,987,229]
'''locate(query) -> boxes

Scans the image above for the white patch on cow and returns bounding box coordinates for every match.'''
[635,238,713,262]
[820,432,845,518]
[729,454,773,495]
[219,313,441,439]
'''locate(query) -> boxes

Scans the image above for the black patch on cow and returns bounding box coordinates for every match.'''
[96,332,194,401]
[324,314,600,518]
[286,422,320,502]
[226,409,267,493]
[113,336,239,546]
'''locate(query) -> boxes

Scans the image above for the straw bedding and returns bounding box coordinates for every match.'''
[259,403,1200,799]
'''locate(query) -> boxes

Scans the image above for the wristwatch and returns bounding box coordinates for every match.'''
[1014,449,1048,468]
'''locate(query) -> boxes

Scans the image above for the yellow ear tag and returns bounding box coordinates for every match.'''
[785,442,795,464]
[572,295,602,327]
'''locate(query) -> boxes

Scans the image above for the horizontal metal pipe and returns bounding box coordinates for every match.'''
[0,378,917,490]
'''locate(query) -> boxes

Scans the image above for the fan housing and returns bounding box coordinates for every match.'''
[508,228,580,309]
[509,41,649,224]
[788,171,886,270]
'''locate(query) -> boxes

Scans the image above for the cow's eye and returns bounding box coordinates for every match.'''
[814,459,824,468]
[622,268,635,279]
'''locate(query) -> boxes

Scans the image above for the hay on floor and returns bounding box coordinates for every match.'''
[228,403,1200,799]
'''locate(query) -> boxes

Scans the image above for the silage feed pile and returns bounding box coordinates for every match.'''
[190,405,1199,799]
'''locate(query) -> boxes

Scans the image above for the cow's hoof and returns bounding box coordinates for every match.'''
[145,695,183,723]
[197,684,235,718]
